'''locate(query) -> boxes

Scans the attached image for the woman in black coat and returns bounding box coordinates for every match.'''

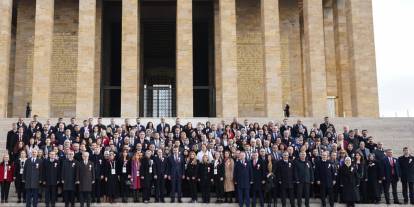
[14,150,27,203]
[212,151,225,203]
[198,154,213,203]
[105,152,119,203]
[354,152,367,203]
[366,153,383,204]
[140,150,156,203]
[185,151,198,203]
[339,157,359,207]
[117,150,131,203]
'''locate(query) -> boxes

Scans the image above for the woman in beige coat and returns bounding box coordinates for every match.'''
[223,150,235,202]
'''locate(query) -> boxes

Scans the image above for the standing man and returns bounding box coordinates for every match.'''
[61,151,78,207]
[234,151,253,207]
[251,152,265,207]
[78,152,95,207]
[154,149,168,202]
[277,152,295,207]
[398,147,414,204]
[314,151,335,207]
[294,151,314,207]
[167,147,185,203]
[383,149,401,204]
[43,151,60,207]
[23,149,42,207]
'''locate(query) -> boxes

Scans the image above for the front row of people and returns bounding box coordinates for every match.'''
[0,147,413,207]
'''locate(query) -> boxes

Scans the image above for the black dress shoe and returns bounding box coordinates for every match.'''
[170,199,175,203]
[394,201,401,204]
[178,199,182,203]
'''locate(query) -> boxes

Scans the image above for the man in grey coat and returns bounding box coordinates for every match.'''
[23,149,42,207]
[78,152,95,207]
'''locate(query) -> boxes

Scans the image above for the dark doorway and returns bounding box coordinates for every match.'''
[193,1,215,117]
[100,1,121,117]
[140,2,177,117]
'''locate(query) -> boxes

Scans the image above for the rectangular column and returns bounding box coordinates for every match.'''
[218,0,238,118]
[176,0,193,117]
[32,0,54,117]
[302,0,328,117]
[0,0,13,117]
[76,0,96,118]
[346,0,379,117]
[333,0,353,117]
[261,0,282,117]
[121,0,140,117]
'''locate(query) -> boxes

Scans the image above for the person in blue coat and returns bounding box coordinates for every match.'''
[234,151,253,207]
[167,146,185,203]
[382,149,401,204]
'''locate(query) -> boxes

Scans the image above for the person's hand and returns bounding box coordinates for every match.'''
[234,182,237,185]
[186,177,190,180]
[182,175,185,179]
[154,175,158,179]
[262,180,265,184]
[141,176,144,179]
[164,175,167,179]
[340,185,343,187]
[61,180,64,184]
[211,179,214,183]
[198,178,201,182]
[316,181,320,185]
[76,181,80,184]
[250,181,253,184]
[43,181,46,185]
[100,176,104,180]
[168,176,171,180]
[221,177,224,181]
[333,181,336,185]
[378,180,382,184]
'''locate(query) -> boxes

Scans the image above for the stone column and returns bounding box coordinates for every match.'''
[218,0,238,118]
[0,0,13,117]
[302,0,328,117]
[333,0,352,117]
[176,0,193,117]
[121,0,140,117]
[32,0,54,117]
[76,0,96,118]
[261,0,282,117]
[346,0,379,117]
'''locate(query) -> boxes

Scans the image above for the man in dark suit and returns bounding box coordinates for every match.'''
[61,151,79,207]
[154,149,168,202]
[107,118,119,133]
[6,123,18,160]
[78,152,95,207]
[319,117,335,136]
[167,146,185,203]
[314,151,335,207]
[171,117,183,132]
[43,151,60,207]
[234,151,253,207]
[90,145,104,203]
[277,152,295,207]
[156,117,170,133]
[251,152,265,207]
[134,117,145,132]
[383,149,401,204]
[23,149,42,207]
[294,151,314,207]
[398,147,414,204]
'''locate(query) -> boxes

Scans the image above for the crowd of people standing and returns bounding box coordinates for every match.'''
[1,116,413,207]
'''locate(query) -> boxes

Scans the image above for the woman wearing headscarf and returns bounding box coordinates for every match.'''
[339,157,359,207]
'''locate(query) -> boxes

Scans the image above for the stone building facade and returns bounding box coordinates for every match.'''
[0,0,379,118]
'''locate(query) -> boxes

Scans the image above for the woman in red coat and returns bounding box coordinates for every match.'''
[0,154,14,203]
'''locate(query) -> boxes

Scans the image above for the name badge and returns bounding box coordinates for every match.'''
[214,168,218,175]
[89,165,92,171]
[20,168,23,174]
[122,167,126,173]
[111,168,116,175]
[137,170,140,176]
[207,167,210,173]
[149,167,152,174]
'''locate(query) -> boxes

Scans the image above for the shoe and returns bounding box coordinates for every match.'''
[178,199,182,203]
[170,199,175,203]
[394,201,401,204]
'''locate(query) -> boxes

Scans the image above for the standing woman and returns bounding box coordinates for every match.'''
[117,150,131,203]
[354,152,367,203]
[339,157,359,207]
[264,154,276,207]
[130,151,141,202]
[212,151,225,203]
[105,152,119,203]
[198,154,213,203]
[0,154,14,203]
[223,150,235,203]
[14,150,27,203]
[366,154,383,204]
[140,150,155,203]
[185,151,198,203]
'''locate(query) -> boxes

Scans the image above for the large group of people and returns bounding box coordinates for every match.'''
[1,116,414,207]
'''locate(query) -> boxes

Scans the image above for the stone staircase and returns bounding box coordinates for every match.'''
[0,117,413,205]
